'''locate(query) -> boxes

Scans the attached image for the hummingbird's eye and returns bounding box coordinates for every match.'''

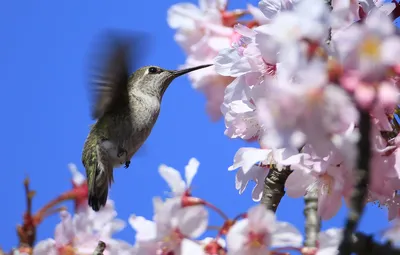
[148,67,158,74]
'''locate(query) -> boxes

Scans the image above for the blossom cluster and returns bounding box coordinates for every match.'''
[27,161,346,255]
[168,0,400,222]
[10,159,400,255]
[6,0,400,254]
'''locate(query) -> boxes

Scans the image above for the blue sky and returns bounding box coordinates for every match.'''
[0,0,391,252]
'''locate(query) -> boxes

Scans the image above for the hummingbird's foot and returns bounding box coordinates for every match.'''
[124,161,130,169]
[117,147,127,158]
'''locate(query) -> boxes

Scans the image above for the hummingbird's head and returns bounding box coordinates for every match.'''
[128,64,213,98]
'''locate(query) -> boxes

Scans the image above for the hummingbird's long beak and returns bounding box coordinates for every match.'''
[171,64,213,78]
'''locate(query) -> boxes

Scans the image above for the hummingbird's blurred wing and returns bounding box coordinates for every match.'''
[88,30,150,120]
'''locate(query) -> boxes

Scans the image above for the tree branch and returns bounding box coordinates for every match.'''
[324,0,333,44]
[350,232,400,254]
[338,109,371,255]
[16,178,36,248]
[261,166,292,213]
[303,190,320,251]
[93,241,106,255]
[390,0,400,21]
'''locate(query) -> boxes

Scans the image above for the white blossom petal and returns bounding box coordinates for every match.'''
[178,206,208,238]
[271,222,303,247]
[159,164,185,195]
[185,158,200,188]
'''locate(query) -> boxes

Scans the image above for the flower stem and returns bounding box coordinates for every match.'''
[204,201,229,220]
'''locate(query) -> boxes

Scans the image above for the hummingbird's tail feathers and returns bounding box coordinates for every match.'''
[88,165,109,212]
[84,143,114,212]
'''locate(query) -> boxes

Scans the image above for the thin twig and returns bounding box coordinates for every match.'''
[303,190,320,250]
[261,166,293,213]
[93,241,106,255]
[16,178,36,247]
[338,109,371,255]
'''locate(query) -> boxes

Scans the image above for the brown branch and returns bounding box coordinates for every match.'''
[338,109,371,255]
[303,190,320,253]
[324,0,333,44]
[260,166,293,213]
[93,241,106,255]
[390,0,400,21]
[349,232,400,254]
[16,178,36,248]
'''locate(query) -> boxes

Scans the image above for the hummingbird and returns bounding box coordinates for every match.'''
[81,32,212,212]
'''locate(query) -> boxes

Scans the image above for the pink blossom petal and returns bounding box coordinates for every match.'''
[214,48,242,76]
[55,211,74,246]
[181,239,205,255]
[68,163,85,185]
[247,3,270,24]
[381,36,400,66]
[255,32,279,64]
[129,215,157,243]
[340,72,361,91]
[378,81,399,107]
[259,0,282,19]
[230,57,253,76]
[273,148,304,166]
[285,168,316,198]
[234,23,256,38]
[235,168,251,194]
[365,8,394,37]
[100,219,126,238]
[228,147,270,174]
[251,166,269,201]
[354,85,375,109]
[178,205,208,238]
[167,3,202,29]
[32,239,57,255]
[226,220,248,254]
[378,2,396,16]
[318,190,343,220]
[271,222,303,248]
[185,158,199,188]
[158,164,185,195]
[248,204,276,233]
[318,228,342,254]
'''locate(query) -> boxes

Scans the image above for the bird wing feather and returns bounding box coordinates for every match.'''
[88,31,150,120]
[89,33,131,120]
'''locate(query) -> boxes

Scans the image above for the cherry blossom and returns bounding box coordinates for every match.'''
[33,201,132,255]
[258,0,297,21]
[317,228,343,255]
[228,146,304,201]
[9,0,400,254]
[256,69,358,157]
[333,9,400,109]
[167,0,242,121]
[158,157,199,197]
[226,204,302,255]
[285,144,352,220]
[129,197,208,255]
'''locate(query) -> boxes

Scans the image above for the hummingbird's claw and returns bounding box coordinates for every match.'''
[124,161,130,169]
